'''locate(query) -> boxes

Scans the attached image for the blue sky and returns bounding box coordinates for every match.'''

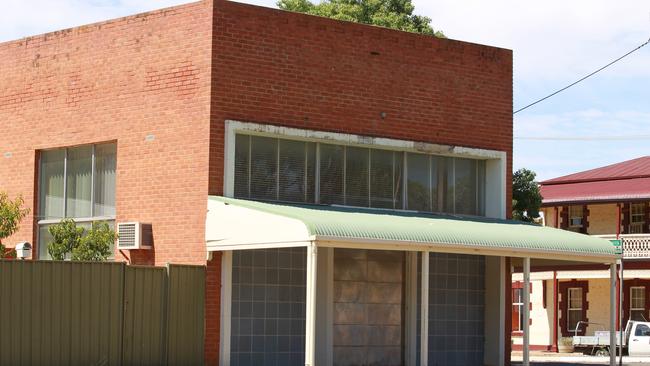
[2,0,649,181]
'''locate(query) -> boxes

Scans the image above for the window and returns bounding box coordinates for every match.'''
[631,287,646,321]
[568,206,583,231]
[512,288,524,332]
[233,134,486,216]
[630,203,645,234]
[567,288,583,334]
[38,143,116,259]
[635,324,650,337]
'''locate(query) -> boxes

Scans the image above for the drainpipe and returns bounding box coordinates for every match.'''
[555,206,559,228]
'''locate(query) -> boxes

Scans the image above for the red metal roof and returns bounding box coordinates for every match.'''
[540,156,650,204]
[542,156,650,184]
[540,176,650,204]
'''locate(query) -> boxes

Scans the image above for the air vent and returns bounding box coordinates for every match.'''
[117,222,153,250]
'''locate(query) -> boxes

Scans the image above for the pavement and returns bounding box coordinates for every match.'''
[511,352,650,365]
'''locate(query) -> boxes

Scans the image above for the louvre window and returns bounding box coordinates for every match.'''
[38,143,117,259]
[234,134,487,216]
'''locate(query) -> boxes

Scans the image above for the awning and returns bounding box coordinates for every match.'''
[205,196,619,263]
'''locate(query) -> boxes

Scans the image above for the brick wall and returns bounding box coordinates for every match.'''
[1,1,513,364]
[0,1,213,266]
[208,0,513,216]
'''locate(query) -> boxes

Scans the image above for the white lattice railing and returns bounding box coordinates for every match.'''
[596,234,650,259]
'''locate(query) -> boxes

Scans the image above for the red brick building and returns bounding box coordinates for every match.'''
[1,1,619,365]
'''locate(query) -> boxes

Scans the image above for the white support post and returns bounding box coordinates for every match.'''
[420,251,429,366]
[219,251,233,366]
[610,263,617,366]
[304,243,318,366]
[523,257,530,366]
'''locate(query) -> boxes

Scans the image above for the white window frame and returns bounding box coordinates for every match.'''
[568,287,583,333]
[568,205,583,229]
[37,143,117,259]
[631,286,646,321]
[224,120,507,219]
[513,288,524,332]
[630,203,645,234]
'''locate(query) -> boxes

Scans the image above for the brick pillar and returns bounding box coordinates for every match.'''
[580,205,590,234]
[205,252,222,366]
[560,206,569,230]
[622,203,631,234]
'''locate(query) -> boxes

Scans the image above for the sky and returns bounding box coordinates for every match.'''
[2,0,649,181]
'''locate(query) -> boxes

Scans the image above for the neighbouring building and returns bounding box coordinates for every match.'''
[513,156,650,352]
[0,1,619,365]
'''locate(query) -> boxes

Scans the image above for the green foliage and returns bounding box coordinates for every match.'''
[512,168,543,222]
[48,219,85,260]
[72,222,116,261]
[48,220,115,261]
[277,0,445,37]
[0,192,30,258]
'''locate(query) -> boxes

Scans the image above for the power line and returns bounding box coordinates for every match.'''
[515,134,650,141]
[513,36,650,115]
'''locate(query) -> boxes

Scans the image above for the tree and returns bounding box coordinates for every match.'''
[72,222,116,261]
[512,168,543,223]
[0,192,30,259]
[277,0,445,37]
[48,219,116,261]
[48,219,85,260]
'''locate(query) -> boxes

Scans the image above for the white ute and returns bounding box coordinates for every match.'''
[572,320,650,356]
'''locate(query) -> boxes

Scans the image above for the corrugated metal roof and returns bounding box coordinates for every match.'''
[541,176,650,204]
[542,156,650,185]
[209,196,618,259]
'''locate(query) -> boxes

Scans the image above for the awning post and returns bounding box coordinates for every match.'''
[610,263,617,366]
[304,243,317,366]
[523,257,530,366]
[420,251,429,366]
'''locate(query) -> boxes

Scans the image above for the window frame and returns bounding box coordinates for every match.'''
[512,288,524,332]
[37,143,117,259]
[567,287,583,334]
[226,121,504,217]
[568,205,583,229]
[631,286,646,321]
[630,203,645,234]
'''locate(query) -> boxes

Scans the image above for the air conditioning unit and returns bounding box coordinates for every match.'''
[117,222,153,250]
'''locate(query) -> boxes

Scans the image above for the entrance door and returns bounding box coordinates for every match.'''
[629,323,650,356]
[332,249,405,366]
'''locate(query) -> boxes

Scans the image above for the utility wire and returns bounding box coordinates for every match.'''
[513,36,650,114]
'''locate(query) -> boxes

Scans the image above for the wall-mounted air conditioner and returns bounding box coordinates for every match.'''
[117,222,153,250]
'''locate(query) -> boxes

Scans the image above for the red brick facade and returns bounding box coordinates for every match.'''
[0,1,513,364]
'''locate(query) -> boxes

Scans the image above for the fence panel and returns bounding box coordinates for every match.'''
[122,265,167,366]
[0,260,124,366]
[0,260,205,366]
[166,264,206,366]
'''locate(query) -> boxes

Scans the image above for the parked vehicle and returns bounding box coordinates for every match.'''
[572,320,650,356]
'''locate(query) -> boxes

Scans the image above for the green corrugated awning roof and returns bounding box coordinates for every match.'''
[207,196,619,262]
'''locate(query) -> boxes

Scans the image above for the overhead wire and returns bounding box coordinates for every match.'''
[513,36,650,115]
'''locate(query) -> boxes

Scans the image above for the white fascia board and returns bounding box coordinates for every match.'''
[556,269,650,280]
[512,271,554,281]
[313,236,618,264]
[205,199,312,251]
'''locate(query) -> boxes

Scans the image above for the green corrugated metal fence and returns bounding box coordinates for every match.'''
[0,260,205,366]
